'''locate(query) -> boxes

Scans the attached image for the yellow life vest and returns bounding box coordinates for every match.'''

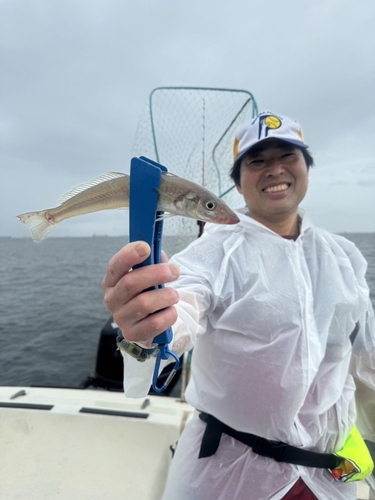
[330,425,374,482]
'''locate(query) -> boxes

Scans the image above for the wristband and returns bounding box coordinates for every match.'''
[116,332,158,362]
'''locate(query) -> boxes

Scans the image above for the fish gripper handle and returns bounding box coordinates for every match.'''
[129,157,180,393]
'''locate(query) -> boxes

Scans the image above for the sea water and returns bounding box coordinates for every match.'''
[0,233,374,388]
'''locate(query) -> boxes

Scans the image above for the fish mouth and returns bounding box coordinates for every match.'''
[213,209,240,225]
[221,214,240,225]
[198,207,239,225]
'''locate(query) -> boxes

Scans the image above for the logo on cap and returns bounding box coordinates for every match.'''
[258,114,282,140]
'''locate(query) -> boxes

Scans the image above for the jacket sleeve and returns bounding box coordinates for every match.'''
[121,286,210,398]
[345,240,375,441]
[121,232,218,398]
[350,302,375,441]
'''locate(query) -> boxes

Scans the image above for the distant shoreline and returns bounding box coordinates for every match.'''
[2,232,375,240]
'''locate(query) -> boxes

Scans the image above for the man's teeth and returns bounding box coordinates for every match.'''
[264,183,289,193]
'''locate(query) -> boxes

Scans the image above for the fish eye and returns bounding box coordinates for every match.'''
[205,201,216,211]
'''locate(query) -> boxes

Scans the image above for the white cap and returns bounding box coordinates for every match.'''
[233,111,308,165]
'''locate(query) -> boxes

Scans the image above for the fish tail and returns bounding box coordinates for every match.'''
[17,211,56,242]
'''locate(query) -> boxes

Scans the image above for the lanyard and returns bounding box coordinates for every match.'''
[129,157,180,393]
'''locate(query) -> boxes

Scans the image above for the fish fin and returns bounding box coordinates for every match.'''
[162,171,178,178]
[156,213,175,221]
[59,172,127,204]
[17,211,56,242]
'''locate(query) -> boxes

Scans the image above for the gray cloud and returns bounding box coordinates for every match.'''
[1,0,375,238]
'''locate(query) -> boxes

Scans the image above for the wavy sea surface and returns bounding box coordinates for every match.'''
[0,233,374,388]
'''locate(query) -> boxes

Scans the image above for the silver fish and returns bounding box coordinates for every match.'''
[17,171,239,242]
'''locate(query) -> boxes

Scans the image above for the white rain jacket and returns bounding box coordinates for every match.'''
[122,209,375,500]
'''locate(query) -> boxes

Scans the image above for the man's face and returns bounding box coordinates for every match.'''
[236,139,309,226]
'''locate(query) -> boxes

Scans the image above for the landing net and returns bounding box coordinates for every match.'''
[132,87,258,255]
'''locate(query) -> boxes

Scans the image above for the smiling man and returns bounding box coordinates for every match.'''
[231,113,313,236]
[102,112,375,500]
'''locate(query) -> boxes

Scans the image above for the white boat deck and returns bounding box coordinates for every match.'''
[0,386,373,499]
[0,386,194,500]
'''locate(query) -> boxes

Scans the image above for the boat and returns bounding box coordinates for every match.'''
[0,317,194,499]
[0,386,194,499]
[0,319,374,499]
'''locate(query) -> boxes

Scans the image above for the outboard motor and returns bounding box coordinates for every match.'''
[94,317,124,390]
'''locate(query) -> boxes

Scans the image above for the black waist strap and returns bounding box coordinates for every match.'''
[198,412,340,470]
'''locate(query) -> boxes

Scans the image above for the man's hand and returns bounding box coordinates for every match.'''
[102,241,180,346]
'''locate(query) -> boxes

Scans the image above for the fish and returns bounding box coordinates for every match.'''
[17,171,240,242]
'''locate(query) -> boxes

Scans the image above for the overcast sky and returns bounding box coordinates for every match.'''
[1,0,375,239]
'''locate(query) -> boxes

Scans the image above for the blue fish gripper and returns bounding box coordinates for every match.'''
[128,156,180,393]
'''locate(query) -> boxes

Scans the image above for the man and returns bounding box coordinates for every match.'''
[102,112,375,499]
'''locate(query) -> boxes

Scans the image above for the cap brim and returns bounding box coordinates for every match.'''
[281,139,309,149]
[233,137,309,167]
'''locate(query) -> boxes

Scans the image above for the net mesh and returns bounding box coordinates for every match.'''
[132,87,258,255]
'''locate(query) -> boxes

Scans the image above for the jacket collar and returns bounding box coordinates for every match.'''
[234,206,313,237]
